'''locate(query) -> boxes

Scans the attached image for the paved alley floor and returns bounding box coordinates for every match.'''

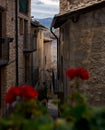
[48,99,58,119]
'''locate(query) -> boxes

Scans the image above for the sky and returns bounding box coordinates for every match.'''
[31,0,59,19]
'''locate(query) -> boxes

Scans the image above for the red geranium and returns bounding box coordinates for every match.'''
[20,85,39,100]
[66,68,89,80]
[66,68,77,80]
[76,68,89,80]
[5,87,20,104]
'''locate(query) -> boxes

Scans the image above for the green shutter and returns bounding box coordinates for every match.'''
[19,0,28,14]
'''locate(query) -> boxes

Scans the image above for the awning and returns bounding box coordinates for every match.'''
[51,0,105,29]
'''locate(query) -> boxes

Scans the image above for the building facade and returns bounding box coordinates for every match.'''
[0,0,32,116]
[0,0,16,116]
[18,0,32,85]
[31,21,49,88]
[31,21,57,97]
[51,0,105,105]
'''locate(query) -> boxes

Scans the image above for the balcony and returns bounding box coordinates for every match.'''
[0,37,9,67]
[23,34,36,53]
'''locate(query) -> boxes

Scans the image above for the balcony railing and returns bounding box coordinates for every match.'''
[23,34,36,53]
[0,37,9,67]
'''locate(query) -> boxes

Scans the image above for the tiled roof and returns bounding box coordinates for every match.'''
[31,20,48,30]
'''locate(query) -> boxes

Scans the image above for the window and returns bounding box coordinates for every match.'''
[19,0,28,14]
[34,30,37,50]
[23,20,28,49]
[0,11,2,59]
[24,54,31,83]
[19,18,24,35]
[31,34,37,50]
[0,10,6,59]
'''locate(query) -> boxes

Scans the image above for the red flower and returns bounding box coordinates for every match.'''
[66,68,77,80]
[66,68,89,80]
[5,87,20,104]
[77,68,89,80]
[20,85,39,100]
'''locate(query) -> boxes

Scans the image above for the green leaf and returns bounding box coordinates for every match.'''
[70,104,86,119]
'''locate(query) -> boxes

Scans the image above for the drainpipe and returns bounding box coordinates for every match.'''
[50,27,59,80]
[15,0,19,85]
[50,26,60,117]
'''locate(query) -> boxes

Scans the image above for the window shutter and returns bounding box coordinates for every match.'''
[19,0,28,14]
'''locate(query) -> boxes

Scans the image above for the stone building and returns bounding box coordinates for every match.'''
[44,32,52,94]
[31,21,57,97]
[44,30,57,72]
[31,20,48,87]
[51,0,105,105]
[50,29,58,73]
[0,0,32,116]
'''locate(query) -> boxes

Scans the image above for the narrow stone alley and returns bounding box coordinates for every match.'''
[48,99,58,119]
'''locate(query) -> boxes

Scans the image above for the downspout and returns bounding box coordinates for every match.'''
[50,26,60,117]
[50,27,59,80]
[15,0,19,85]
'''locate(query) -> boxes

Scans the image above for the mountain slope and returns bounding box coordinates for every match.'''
[37,18,52,28]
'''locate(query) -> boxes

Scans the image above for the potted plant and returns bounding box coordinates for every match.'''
[0,68,105,130]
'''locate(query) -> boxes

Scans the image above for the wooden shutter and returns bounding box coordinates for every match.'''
[19,0,28,14]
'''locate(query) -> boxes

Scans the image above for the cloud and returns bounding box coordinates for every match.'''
[36,1,44,5]
[40,0,59,6]
[31,0,59,19]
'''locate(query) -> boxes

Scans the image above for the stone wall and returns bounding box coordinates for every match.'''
[60,0,69,12]
[0,0,31,115]
[61,7,105,106]
[51,40,57,72]
[60,0,105,12]
[0,0,6,7]
[38,31,45,84]
[18,0,31,85]
[0,0,16,115]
